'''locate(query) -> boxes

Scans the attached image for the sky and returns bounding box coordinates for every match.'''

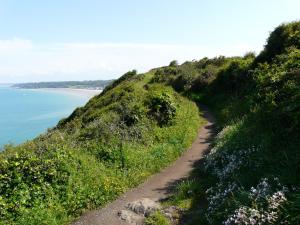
[0,0,299,83]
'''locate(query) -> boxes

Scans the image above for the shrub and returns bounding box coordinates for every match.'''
[255,21,300,64]
[210,57,254,95]
[147,93,177,126]
[253,49,300,132]
[151,67,180,83]
[169,60,178,67]
[101,70,138,94]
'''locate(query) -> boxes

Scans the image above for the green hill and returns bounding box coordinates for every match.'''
[0,70,202,224]
[0,21,300,225]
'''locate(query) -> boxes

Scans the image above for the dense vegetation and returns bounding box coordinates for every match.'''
[1,20,299,225]
[0,70,201,224]
[149,21,300,225]
[13,79,114,90]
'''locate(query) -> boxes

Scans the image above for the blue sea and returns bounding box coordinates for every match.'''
[0,85,94,149]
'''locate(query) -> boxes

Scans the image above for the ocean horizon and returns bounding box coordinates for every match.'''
[0,85,98,149]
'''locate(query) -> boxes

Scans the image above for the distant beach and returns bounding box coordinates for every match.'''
[33,88,102,98]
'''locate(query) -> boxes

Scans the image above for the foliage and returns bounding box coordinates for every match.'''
[145,211,170,225]
[169,60,179,67]
[2,19,300,225]
[255,21,300,64]
[147,92,177,126]
[210,56,254,96]
[101,69,138,94]
[151,56,230,93]
[0,69,201,224]
[158,21,300,225]
[253,49,300,132]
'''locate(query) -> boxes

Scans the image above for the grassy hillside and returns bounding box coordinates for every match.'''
[0,70,202,224]
[148,21,300,224]
[1,20,299,225]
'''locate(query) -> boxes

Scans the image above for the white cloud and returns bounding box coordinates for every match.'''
[0,38,32,51]
[0,38,263,83]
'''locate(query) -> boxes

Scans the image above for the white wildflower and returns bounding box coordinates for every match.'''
[224,179,287,225]
[268,191,286,210]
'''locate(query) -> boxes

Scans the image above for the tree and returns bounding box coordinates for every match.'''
[169,60,178,67]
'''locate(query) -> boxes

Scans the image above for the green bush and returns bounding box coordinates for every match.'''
[255,21,300,64]
[169,60,178,67]
[253,49,300,132]
[147,93,177,126]
[101,69,138,94]
[210,57,254,96]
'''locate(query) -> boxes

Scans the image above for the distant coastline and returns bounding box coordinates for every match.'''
[12,79,113,90]
[36,88,102,98]
[10,79,112,98]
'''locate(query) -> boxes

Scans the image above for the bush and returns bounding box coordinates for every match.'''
[253,49,300,132]
[169,60,178,67]
[255,21,300,64]
[101,70,138,94]
[147,93,177,126]
[210,57,254,95]
[151,67,180,83]
[0,146,70,223]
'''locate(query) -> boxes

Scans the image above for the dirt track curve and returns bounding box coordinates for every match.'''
[72,106,215,225]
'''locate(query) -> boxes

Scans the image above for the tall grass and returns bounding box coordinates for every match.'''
[0,72,203,224]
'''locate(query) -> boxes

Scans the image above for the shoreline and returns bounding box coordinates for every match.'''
[28,88,102,98]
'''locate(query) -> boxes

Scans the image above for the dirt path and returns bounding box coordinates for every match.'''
[72,106,215,225]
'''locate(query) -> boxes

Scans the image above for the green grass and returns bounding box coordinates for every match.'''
[145,211,170,225]
[0,71,203,225]
[1,20,299,225]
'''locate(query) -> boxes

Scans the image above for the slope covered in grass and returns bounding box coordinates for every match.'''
[0,70,202,224]
[1,20,299,225]
[148,21,300,224]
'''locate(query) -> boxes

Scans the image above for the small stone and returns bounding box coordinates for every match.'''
[164,212,173,219]
[162,206,181,220]
[126,198,161,216]
[118,210,144,225]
